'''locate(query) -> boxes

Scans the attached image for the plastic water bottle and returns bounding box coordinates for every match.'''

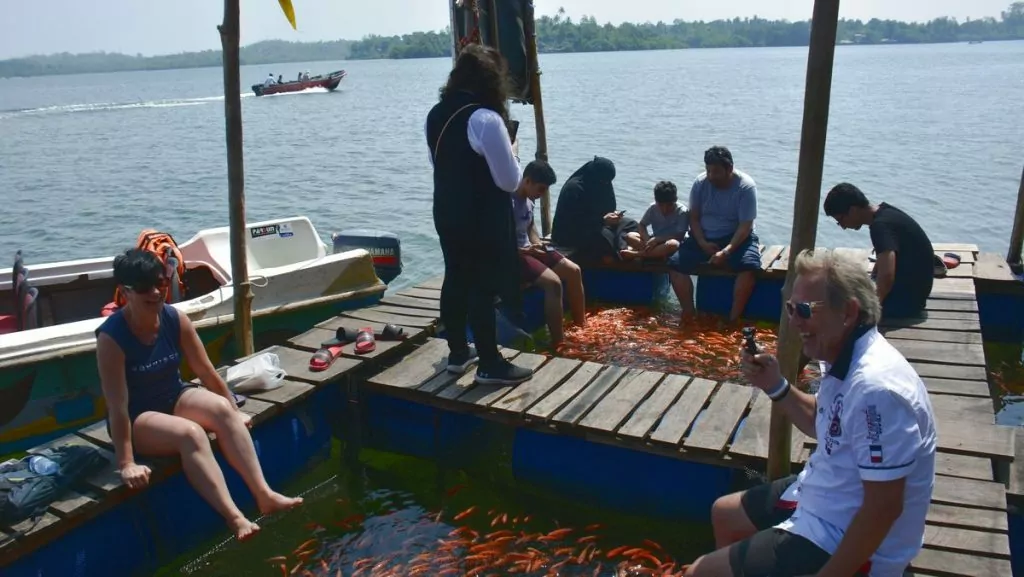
[28,455,59,475]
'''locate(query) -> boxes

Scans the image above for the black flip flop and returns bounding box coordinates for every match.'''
[320,326,359,347]
[379,323,406,341]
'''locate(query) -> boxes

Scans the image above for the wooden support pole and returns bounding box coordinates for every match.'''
[767,0,841,480]
[486,0,501,49]
[218,0,255,358]
[523,1,552,236]
[1006,163,1024,274]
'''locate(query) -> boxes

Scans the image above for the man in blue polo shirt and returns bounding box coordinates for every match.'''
[669,146,761,322]
[685,249,937,577]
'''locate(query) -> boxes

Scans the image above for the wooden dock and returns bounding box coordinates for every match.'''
[0,242,1019,575]
[353,244,1019,577]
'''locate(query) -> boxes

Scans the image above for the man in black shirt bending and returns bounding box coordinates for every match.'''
[824,183,934,318]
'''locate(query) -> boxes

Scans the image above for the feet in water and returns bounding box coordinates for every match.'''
[447,344,479,374]
[475,359,534,385]
[229,516,261,541]
[257,491,304,516]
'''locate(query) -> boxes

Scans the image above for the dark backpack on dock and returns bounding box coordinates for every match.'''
[0,444,107,529]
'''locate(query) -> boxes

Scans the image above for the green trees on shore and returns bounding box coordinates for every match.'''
[3,3,1022,78]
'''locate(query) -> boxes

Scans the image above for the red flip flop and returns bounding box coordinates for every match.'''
[354,327,376,354]
[309,344,344,371]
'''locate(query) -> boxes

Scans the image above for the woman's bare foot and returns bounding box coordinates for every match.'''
[257,491,304,515]
[229,516,261,541]
[619,249,640,260]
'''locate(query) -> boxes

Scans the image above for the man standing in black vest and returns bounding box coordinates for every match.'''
[425,44,534,386]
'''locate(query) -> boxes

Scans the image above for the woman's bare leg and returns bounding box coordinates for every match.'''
[175,387,303,515]
[532,268,565,344]
[552,259,586,326]
[132,411,260,540]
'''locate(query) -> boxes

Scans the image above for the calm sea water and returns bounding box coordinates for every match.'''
[2,41,1023,293]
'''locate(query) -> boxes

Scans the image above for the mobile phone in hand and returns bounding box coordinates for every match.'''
[508,120,520,143]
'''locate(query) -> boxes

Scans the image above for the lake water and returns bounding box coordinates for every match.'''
[2,41,1023,293]
[1,41,1023,420]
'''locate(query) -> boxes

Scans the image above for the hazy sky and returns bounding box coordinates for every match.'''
[0,1,1013,59]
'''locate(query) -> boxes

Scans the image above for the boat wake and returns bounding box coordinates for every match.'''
[0,93,255,119]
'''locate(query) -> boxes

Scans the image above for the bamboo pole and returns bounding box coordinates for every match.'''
[523,1,552,236]
[1005,163,1024,274]
[218,0,255,358]
[767,0,841,480]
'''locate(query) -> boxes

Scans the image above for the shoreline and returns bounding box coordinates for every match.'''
[2,38,1019,80]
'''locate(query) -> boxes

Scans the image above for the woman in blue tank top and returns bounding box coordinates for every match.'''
[96,249,302,541]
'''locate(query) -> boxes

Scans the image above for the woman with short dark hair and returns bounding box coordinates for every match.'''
[96,249,302,541]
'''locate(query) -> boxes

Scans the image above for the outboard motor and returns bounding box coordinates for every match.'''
[331,229,402,284]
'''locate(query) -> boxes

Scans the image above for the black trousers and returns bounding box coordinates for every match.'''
[438,234,500,369]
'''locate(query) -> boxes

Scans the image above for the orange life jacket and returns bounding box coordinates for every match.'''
[113,230,186,307]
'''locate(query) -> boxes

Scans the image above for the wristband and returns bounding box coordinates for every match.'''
[766,377,791,401]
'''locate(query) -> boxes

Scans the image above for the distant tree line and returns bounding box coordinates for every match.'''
[2,3,1022,77]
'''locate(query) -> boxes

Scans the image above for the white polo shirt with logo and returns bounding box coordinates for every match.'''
[775,325,937,577]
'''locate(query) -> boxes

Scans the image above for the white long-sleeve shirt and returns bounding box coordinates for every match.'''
[427,108,521,193]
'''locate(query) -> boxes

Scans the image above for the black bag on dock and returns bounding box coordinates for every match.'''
[0,444,107,528]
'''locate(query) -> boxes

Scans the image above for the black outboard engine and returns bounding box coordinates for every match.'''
[331,230,402,284]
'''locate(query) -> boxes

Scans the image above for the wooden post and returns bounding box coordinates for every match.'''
[1006,163,1024,274]
[523,1,552,236]
[767,0,841,480]
[486,0,501,49]
[218,0,255,358]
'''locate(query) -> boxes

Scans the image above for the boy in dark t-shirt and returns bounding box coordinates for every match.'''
[824,183,934,318]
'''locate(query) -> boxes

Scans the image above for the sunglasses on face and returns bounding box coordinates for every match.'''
[125,277,169,294]
[785,300,825,319]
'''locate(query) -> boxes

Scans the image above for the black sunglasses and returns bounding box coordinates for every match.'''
[785,300,825,319]
[125,277,170,294]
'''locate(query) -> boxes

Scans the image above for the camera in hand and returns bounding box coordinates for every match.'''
[742,326,761,355]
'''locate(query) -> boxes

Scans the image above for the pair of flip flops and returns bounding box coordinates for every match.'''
[308,323,407,371]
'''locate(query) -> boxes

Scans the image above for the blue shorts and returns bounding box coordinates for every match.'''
[669,232,762,274]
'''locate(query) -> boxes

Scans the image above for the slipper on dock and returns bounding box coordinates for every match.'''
[354,327,376,354]
[942,252,961,269]
[309,344,345,371]
[379,323,405,341]
[320,327,358,348]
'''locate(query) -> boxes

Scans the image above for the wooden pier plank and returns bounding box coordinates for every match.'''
[921,377,991,398]
[728,391,772,460]
[911,547,1011,576]
[552,366,632,426]
[366,304,440,319]
[416,276,445,290]
[889,340,985,367]
[771,246,791,271]
[880,317,981,333]
[931,243,979,253]
[579,371,664,433]
[684,383,753,454]
[459,352,548,406]
[880,327,983,345]
[926,503,1006,533]
[911,362,987,382]
[396,287,441,301]
[649,378,716,446]
[380,294,441,311]
[925,298,978,312]
[759,245,785,270]
[246,379,316,407]
[491,357,582,415]
[931,475,1006,511]
[929,278,976,300]
[923,523,1010,559]
[526,362,605,420]
[934,453,994,482]
[342,308,436,329]
[1007,428,1024,508]
[973,251,1017,282]
[617,374,689,440]
[367,338,449,391]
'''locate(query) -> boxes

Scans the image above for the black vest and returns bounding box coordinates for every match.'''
[425,91,521,310]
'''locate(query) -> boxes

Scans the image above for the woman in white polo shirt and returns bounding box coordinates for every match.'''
[684,249,937,577]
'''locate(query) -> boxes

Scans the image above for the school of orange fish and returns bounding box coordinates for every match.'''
[556,306,802,383]
[267,494,690,577]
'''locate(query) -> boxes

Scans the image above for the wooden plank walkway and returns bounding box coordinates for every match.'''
[362,248,1016,576]
[0,299,436,568]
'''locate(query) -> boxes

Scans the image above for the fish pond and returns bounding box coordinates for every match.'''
[160,440,716,577]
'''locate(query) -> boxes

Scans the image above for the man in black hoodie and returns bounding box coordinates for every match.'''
[425,44,534,386]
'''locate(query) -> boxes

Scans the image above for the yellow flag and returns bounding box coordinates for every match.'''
[277,0,297,29]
